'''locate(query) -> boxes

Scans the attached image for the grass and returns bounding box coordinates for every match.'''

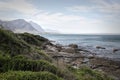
[0,28,64,79]
[18,32,48,46]
[0,28,31,56]
[0,55,65,78]
[35,49,52,62]
[68,66,114,80]
[0,28,51,61]
[0,71,63,80]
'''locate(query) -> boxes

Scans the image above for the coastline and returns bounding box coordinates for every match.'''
[0,28,119,80]
[41,34,120,60]
[43,42,120,80]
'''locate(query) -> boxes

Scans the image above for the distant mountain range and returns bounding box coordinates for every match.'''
[0,19,60,34]
[29,21,45,33]
[0,19,39,34]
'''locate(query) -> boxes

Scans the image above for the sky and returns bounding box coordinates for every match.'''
[0,0,120,34]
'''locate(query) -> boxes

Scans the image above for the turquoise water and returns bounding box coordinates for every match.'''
[41,34,120,60]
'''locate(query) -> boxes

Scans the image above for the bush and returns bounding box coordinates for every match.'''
[0,54,10,72]
[36,49,52,62]
[0,28,51,61]
[0,28,31,56]
[0,56,63,77]
[18,33,48,46]
[2,58,56,73]
[12,55,29,60]
[0,71,63,80]
[68,66,114,80]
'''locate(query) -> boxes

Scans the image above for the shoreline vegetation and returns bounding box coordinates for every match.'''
[0,27,120,80]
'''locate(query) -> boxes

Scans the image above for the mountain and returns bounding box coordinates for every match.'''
[29,21,60,34]
[0,19,61,34]
[0,19,39,34]
[29,21,45,33]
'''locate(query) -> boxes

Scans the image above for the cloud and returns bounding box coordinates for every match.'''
[0,0,39,15]
[67,6,93,13]
[0,0,119,34]
[67,0,120,14]
[28,11,105,34]
[31,12,84,25]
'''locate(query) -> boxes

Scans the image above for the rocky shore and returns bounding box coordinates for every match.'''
[0,27,119,80]
[43,43,120,80]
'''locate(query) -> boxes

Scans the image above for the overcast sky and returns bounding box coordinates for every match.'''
[0,0,120,34]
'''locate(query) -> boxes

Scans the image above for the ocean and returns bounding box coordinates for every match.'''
[41,34,120,60]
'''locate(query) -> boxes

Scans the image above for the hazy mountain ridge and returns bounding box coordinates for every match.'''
[0,19,60,34]
[0,19,42,34]
[29,21,45,33]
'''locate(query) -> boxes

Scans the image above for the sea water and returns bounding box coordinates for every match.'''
[41,34,120,60]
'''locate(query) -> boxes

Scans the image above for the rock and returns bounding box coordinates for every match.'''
[91,65,103,69]
[82,58,89,63]
[68,44,78,49]
[50,40,55,42]
[79,50,94,59]
[96,46,106,49]
[55,44,63,52]
[113,49,120,53]
[61,47,77,53]
[41,41,54,49]
[45,45,58,52]
[87,54,94,59]
[60,44,79,53]
[78,48,90,52]
[89,57,120,79]
[71,63,79,69]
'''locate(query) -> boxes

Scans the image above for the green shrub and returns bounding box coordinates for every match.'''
[0,28,51,61]
[12,55,29,60]
[36,49,52,62]
[0,71,63,80]
[0,56,63,77]
[0,28,52,61]
[0,28,31,56]
[18,33,48,46]
[0,54,10,72]
[68,66,114,80]
[2,59,56,73]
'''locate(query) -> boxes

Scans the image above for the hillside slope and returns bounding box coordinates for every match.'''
[0,27,114,80]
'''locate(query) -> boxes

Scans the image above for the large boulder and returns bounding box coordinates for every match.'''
[96,46,106,49]
[61,47,77,53]
[113,48,120,53]
[68,44,78,49]
[45,45,58,52]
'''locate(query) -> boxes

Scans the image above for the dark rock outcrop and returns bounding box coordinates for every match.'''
[96,46,106,49]
[113,48,120,53]
[68,44,78,49]
[90,57,120,79]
